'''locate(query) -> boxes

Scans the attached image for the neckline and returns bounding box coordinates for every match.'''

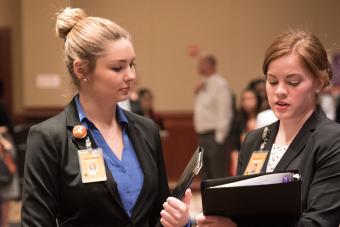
[272,143,289,149]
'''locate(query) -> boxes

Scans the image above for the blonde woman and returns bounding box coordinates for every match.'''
[22,8,191,227]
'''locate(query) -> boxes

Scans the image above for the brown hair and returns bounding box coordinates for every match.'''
[263,30,333,89]
[56,8,130,86]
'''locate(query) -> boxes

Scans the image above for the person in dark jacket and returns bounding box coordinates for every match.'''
[197,30,340,227]
[22,7,191,227]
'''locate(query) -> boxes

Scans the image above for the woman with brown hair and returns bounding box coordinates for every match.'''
[197,30,340,227]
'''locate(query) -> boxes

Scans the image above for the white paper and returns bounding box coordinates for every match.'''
[210,172,297,189]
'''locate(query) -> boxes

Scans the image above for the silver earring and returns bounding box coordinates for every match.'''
[83,78,88,82]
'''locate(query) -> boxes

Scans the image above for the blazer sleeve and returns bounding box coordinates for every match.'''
[21,125,60,227]
[297,133,340,226]
[150,127,170,226]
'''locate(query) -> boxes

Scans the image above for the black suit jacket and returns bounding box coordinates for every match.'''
[21,98,170,227]
[236,109,340,227]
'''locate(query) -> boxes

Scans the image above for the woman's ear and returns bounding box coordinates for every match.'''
[73,59,87,80]
[316,74,328,93]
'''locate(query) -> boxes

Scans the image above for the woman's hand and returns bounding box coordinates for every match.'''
[196,213,237,227]
[160,189,192,227]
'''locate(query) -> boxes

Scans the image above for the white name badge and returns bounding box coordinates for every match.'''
[78,148,107,183]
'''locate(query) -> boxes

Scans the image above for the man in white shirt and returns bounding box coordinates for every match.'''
[194,54,233,179]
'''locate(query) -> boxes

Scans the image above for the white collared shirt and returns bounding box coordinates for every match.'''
[194,73,233,144]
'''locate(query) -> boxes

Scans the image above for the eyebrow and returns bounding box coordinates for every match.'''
[267,73,303,78]
[108,57,136,64]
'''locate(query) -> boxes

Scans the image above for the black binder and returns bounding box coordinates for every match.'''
[155,146,204,227]
[171,146,204,199]
[201,171,301,220]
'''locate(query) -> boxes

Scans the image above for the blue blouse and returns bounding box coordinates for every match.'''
[75,96,144,217]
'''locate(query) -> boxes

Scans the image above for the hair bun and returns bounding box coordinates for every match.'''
[56,7,87,39]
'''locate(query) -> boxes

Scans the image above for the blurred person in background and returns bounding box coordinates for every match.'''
[318,86,336,120]
[0,80,19,227]
[0,132,18,227]
[229,88,262,175]
[247,78,268,111]
[138,88,165,130]
[247,78,278,129]
[194,54,233,179]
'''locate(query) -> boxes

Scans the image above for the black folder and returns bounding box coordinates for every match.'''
[155,146,204,227]
[201,171,301,220]
[171,146,204,199]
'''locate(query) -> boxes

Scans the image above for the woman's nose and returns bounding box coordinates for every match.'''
[125,66,136,81]
[274,83,288,98]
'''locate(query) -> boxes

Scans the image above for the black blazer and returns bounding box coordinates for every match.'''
[21,98,170,227]
[236,109,340,227]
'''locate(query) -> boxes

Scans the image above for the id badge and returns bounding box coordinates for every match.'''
[78,148,107,183]
[244,151,269,175]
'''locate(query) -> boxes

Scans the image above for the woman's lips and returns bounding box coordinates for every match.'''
[275,101,290,111]
[120,87,130,91]
[119,87,130,95]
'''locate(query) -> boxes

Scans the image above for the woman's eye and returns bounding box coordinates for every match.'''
[268,81,278,85]
[288,81,300,86]
[111,62,135,72]
[111,67,123,72]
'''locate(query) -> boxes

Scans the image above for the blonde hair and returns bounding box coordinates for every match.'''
[56,7,130,86]
[263,30,333,89]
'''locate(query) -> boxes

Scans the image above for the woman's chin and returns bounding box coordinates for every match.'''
[273,111,292,121]
[117,95,130,103]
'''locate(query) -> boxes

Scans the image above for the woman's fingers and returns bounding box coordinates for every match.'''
[160,209,177,225]
[160,217,172,227]
[160,189,192,227]
[166,189,192,212]
[182,189,192,206]
[163,201,179,216]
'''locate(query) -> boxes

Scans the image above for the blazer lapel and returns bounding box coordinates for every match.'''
[65,98,89,152]
[125,119,155,222]
[274,111,320,172]
[65,98,127,215]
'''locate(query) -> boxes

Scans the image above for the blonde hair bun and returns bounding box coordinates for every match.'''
[56,7,87,39]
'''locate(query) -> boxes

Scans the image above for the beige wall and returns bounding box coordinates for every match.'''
[6,0,340,112]
[21,0,73,108]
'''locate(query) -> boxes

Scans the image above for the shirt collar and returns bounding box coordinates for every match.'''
[75,95,129,126]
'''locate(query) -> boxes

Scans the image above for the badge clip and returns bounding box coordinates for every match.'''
[85,137,92,150]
